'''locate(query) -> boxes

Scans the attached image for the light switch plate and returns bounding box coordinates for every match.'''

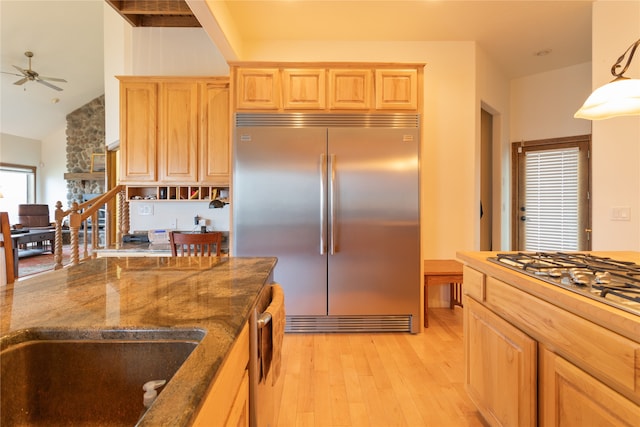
[610,206,630,221]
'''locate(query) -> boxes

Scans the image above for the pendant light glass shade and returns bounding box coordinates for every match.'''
[575,38,640,120]
[574,77,640,119]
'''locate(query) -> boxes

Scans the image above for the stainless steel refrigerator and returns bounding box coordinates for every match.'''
[233,113,421,333]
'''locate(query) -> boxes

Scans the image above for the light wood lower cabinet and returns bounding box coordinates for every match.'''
[192,322,250,426]
[539,344,640,427]
[464,297,537,427]
[463,265,640,427]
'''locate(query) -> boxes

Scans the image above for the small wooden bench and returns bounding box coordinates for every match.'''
[423,259,463,327]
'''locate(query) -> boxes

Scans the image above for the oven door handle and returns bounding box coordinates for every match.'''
[257,312,272,328]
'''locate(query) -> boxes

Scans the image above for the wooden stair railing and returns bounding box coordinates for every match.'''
[1,212,15,284]
[53,185,128,269]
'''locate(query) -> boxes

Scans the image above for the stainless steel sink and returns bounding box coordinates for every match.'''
[1,328,204,426]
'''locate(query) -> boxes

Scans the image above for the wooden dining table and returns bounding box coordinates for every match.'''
[423,259,464,327]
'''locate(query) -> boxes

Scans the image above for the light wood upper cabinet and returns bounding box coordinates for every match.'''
[236,68,280,110]
[328,69,372,110]
[230,62,423,112]
[200,82,230,185]
[117,76,230,186]
[375,69,418,110]
[119,82,157,182]
[282,68,326,110]
[158,82,199,182]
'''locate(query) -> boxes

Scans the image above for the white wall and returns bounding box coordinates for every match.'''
[104,1,132,146]
[131,28,229,76]
[511,62,592,141]
[39,123,68,211]
[129,201,230,233]
[590,1,640,250]
[0,133,41,165]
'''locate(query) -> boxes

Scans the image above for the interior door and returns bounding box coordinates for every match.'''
[327,127,420,317]
[233,126,329,315]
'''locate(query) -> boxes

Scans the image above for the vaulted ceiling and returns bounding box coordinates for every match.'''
[1,0,595,142]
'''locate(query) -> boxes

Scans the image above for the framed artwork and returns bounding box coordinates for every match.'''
[91,153,106,173]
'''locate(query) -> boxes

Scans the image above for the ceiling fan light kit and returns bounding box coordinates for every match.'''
[1,51,67,91]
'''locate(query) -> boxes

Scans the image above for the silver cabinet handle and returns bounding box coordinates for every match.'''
[320,153,327,254]
[329,154,336,255]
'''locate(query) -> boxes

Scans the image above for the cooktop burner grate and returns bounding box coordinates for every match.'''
[488,252,640,316]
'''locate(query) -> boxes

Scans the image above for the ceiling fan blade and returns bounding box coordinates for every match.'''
[39,76,67,83]
[12,65,27,75]
[13,77,29,85]
[35,78,63,91]
[1,70,24,77]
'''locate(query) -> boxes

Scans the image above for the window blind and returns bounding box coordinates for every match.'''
[524,147,579,251]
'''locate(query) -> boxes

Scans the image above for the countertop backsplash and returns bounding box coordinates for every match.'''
[128,200,230,233]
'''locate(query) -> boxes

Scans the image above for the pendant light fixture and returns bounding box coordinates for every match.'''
[574,38,640,120]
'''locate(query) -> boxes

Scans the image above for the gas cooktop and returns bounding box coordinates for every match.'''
[488,252,640,317]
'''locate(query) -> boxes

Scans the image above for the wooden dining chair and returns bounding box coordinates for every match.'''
[169,231,222,257]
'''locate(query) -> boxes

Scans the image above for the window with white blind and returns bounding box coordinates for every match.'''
[512,135,591,251]
[524,148,579,251]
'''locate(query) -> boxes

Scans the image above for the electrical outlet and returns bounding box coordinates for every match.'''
[138,204,153,216]
[170,218,177,229]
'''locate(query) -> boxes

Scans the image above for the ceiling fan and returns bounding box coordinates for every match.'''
[1,51,67,91]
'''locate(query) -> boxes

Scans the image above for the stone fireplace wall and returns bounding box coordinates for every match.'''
[65,95,105,206]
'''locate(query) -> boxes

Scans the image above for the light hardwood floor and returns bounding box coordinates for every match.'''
[273,308,487,427]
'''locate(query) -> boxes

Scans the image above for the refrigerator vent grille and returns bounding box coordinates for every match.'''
[235,113,420,128]
[285,315,413,333]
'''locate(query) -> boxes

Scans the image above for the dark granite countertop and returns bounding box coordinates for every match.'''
[0,256,277,426]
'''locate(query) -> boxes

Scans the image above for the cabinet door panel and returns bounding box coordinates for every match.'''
[465,297,537,427]
[282,68,326,109]
[328,69,372,109]
[236,68,280,110]
[375,69,418,110]
[540,345,640,427]
[120,82,157,182]
[159,82,199,182]
[200,84,230,184]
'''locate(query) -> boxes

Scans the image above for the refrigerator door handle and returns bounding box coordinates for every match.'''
[329,154,336,255]
[320,153,327,254]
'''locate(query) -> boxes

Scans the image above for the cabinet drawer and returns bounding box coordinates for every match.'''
[485,276,640,402]
[463,265,485,302]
